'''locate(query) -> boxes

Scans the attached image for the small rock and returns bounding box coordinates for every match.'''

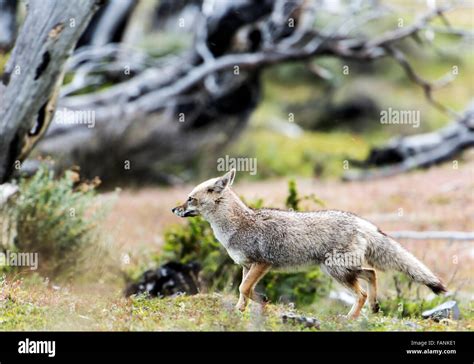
[0,183,19,206]
[405,321,422,330]
[422,300,460,322]
[281,312,320,329]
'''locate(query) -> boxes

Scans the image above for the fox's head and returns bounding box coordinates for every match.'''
[172,169,236,218]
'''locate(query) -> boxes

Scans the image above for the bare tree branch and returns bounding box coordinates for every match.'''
[388,231,474,241]
[385,45,459,118]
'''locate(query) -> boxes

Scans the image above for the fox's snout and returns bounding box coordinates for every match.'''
[172,204,199,218]
[171,206,183,216]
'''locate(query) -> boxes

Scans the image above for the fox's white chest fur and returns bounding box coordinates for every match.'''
[210,223,247,265]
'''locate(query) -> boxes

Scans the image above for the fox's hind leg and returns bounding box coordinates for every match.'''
[324,265,367,319]
[359,268,380,313]
[345,280,367,319]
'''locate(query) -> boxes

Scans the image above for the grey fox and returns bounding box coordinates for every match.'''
[172,169,446,318]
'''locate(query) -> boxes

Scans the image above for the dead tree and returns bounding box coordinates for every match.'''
[0,0,101,182]
[2,1,472,184]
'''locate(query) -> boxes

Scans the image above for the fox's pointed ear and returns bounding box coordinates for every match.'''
[214,168,236,192]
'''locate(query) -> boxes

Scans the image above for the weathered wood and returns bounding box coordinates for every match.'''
[388,231,474,241]
[78,0,138,47]
[0,183,18,207]
[0,182,18,250]
[0,0,18,52]
[344,103,474,181]
[0,0,101,182]
[31,0,278,184]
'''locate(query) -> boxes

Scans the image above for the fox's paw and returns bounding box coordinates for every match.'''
[371,301,380,314]
[235,304,247,312]
[235,300,248,312]
[345,314,358,320]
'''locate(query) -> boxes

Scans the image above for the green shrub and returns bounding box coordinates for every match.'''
[285,179,299,210]
[163,180,332,306]
[379,296,446,318]
[378,273,447,318]
[163,216,240,292]
[285,179,325,210]
[10,166,105,278]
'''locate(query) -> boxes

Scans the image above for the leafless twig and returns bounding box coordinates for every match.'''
[388,231,474,241]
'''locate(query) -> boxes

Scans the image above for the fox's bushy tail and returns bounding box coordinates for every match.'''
[365,231,446,294]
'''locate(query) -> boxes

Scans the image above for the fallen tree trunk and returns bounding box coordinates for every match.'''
[344,102,474,181]
[31,0,281,184]
[0,0,101,182]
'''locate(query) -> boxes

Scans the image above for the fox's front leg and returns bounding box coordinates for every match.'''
[235,266,249,311]
[235,263,271,312]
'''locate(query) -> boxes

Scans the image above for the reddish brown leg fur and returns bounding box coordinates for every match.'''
[235,263,270,312]
[346,280,367,319]
[359,268,380,313]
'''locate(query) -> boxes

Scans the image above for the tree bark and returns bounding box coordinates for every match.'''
[0,0,101,182]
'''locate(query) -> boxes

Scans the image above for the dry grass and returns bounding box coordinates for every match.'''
[1,154,472,331]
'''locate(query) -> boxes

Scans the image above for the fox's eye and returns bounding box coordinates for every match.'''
[187,197,193,202]
[207,188,214,193]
